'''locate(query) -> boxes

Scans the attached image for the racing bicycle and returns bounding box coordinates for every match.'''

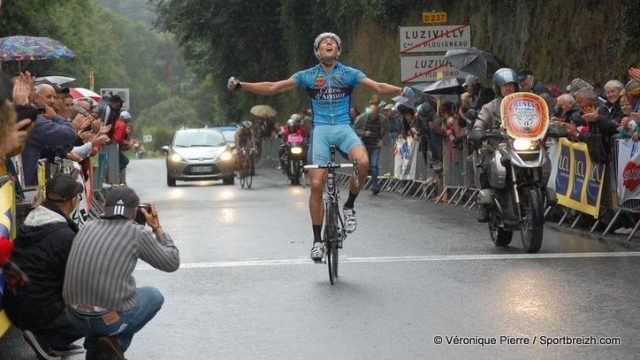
[304,145,357,284]
[237,145,255,189]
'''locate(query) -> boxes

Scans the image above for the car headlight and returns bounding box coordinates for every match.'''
[290,146,303,155]
[219,151,233,161]
[513,139,533,151]
[169,153,185,162]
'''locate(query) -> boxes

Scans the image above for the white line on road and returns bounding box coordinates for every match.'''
[135,251,640,271]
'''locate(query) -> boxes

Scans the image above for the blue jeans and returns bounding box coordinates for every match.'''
[66,286,164,352]
[367,146,381,190]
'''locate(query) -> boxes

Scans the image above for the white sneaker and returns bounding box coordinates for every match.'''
[23,330,61,360]
[310,242,324,262]
[343,207,357,234]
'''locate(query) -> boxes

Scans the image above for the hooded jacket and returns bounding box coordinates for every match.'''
[3,201,78,326]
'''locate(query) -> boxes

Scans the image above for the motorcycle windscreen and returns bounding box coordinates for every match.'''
[500,92,549,141]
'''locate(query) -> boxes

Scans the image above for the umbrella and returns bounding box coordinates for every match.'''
[444,47,506,79]
[250,104,277,118]
[0,35,75,62]
[422,78,462,95]
[35,76,75,86]
[69,87,102,103]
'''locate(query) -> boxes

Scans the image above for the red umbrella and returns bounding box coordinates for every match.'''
[69,87,102,103]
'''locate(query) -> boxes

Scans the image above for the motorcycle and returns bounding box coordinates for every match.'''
[282,134,307,185]
[477,92,557,253]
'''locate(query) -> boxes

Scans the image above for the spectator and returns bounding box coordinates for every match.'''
[460,74,494,113]
[567,78,593,97]
[349,106,361,124]
[565,87,617,163]
[603,80,624,124]
[54,90,73,120]
[416,99,444,178]
[624,80,640,112]
[112,111,133,184]
[96,95,123,186]
[383,103,401,143]
[97,95,122,139]
[616,94,637,139]
[22,83,78,186]
[3,174,86,359]
[518,69,553,106]
[63,186,180,360]
[353,104,389,195]
[551,93,585,127]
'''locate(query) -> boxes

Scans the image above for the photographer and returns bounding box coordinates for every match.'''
[63,186,180,359]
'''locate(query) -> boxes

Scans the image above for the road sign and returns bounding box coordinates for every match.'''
[100,88,130,110]
[400,56,468,83]
[143,134,152,143]
[422,11,447,24]
[399,25,470,53]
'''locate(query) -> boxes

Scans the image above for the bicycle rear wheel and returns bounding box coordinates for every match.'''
[324,202,339,284]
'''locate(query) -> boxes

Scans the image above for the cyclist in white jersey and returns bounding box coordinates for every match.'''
[228,32,406,262]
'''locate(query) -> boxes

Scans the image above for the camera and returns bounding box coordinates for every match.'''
[134,203,151,225]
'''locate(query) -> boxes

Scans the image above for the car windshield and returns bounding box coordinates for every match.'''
[173,130,226,147]
[221,131,236,143]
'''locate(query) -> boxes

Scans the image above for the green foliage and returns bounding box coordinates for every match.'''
[154,0,637,117]
[0,0,189,120]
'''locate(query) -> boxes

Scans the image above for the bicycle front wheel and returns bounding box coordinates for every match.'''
[324,202,339,284]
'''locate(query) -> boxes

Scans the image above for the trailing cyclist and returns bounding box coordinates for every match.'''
[235,120,256,175]
[228,32,405,262]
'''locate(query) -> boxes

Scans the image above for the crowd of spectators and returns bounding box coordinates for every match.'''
[0,71,153,359]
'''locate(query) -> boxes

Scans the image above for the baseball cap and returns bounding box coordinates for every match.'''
[45,174,83,202]
[462,74,479,87]
[103,186,140,218]
[517,69,533,81]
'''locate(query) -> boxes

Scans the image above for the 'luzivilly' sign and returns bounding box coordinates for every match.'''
[399,25,470,53]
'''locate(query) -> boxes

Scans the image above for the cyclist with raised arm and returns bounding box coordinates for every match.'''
[235,120,257,175]
[228,32,405,262]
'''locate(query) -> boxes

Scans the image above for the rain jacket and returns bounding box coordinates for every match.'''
[3,202,78,328]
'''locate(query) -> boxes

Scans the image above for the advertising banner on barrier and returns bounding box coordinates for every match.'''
[548,138,605,217]
[616,139,640,205]
[394,137,419,180]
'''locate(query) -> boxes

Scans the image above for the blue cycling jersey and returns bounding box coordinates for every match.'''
[292,62,366,126]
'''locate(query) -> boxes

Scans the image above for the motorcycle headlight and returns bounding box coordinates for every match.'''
[169,153,185,162]
[219,151,233,161]
[291,146,303,155]
[513,139,533,151]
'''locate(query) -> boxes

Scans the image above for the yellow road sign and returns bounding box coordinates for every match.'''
[423,11,447,24]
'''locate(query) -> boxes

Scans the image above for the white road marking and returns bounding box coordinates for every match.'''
[135,251,640,271]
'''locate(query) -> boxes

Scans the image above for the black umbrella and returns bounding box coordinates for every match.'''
[444,47,506,79]
[422,78,462,95]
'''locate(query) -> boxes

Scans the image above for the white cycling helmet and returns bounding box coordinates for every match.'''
[242,120,252,129]
[313,32,342,60]
[120,111,131,120]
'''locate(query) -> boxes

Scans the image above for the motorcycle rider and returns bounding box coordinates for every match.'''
[235,120,257,175]
[279,116,307,172]
[468,68,520,222]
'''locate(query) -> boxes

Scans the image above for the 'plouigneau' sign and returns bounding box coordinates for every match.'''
[399,25,470,53]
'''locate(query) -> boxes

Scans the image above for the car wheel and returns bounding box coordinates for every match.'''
[167,173,176,187]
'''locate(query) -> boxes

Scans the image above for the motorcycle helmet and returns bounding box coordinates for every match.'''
[242,120,252,129]
[287,118,297,129]
[313,32,342,60]
[492,68,520,95]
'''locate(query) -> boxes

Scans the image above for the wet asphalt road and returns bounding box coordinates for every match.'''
[2,158,640,360]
